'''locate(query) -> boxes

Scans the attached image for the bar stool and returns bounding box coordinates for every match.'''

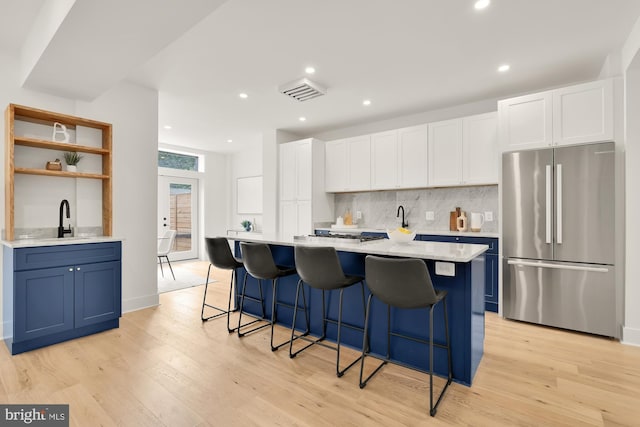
[201,237,248,333]
[360,255,452,417]
[238,242,302,351]
[290,246,366,377]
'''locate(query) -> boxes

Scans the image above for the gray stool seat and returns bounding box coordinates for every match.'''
[238,242,302,351]
[201,237,248,333]
[360,255,452,417]
[289,246,366,377]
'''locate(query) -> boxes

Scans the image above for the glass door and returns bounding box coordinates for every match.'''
[158,175,198,260]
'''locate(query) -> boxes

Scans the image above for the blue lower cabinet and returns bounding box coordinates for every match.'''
[418,235,499,313]
[3,242,122,355]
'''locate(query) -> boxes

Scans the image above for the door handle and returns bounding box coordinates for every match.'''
[556,163,563,244]
[163,224,167,227]
[545,165,551,244]
[507,259,608,273]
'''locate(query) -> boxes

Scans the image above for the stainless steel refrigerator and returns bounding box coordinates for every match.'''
[502,142,617,337]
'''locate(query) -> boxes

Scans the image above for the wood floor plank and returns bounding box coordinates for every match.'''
[2,261,640,426]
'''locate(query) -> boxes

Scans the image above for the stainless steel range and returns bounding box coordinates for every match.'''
[311,233,386,243]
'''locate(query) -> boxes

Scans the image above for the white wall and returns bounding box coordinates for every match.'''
[229,144,263,232]
[312,98,499,141]
[0,51,163,336]
[622,16,640,346]
[75,81,160,313]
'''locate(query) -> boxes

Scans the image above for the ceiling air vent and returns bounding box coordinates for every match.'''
[279,78,326,102]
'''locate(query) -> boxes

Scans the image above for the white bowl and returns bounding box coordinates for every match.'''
[386,228,417,243]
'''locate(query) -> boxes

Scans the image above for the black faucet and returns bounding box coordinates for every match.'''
[397,205,408,228]
[58,199,72,238]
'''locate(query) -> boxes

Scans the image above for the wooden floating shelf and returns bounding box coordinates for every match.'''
[14,167,109,180]
[14,136,110,155]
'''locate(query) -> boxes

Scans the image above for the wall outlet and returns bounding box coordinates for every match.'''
[484,211,494,222]
[435,262,456,277]
[356,211,362,220]
[425,211,435,221]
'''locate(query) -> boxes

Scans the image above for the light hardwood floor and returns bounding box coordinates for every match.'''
[1,263,640,426]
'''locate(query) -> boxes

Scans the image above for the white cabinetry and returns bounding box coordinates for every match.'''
[369,125,429,190]
[371,130,398,190]
[499,79,614,151]
[398,124,429,188]
[428,119,463,186]
[279,139,333,238]
[325,135,371,192]
[463,112,498,184]
[428,113,498,186]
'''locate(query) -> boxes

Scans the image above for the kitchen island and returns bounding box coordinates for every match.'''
[226,233,488,386]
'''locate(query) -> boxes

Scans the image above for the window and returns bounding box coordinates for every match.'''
[158,150,199,171]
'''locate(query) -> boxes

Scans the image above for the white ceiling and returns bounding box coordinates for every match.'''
[3,0,640,153]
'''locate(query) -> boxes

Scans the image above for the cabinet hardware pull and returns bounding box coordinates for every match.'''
[69,268,73,272]
[76,267,81,271]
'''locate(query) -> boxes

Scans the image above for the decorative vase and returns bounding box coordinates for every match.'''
[66,165,77,172]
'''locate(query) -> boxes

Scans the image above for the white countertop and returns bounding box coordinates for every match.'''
[226,233,488,263]
[2,236,124,248]
[315,226,499,238]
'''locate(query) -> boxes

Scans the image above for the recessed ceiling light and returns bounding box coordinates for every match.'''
[239,93,248,99]
[299,117,307,122]
[363,99,371,106]
[163,125,172,130]
[227,139,233,143]
[305,66,316,74]
[498,64,510,72]
[474,0,490,10]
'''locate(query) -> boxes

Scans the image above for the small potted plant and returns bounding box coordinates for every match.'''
[241,220,252,232]
[63,151,83,172]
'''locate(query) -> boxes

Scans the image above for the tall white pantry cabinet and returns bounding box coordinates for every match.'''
[279,138,334,238]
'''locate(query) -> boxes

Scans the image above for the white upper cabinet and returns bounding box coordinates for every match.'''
[428,119,463,186]
[498,91,553,151]
[499,79,614,151]
[325,139,347,192]
[279,139,312,201]
[398,124,429,188]
[325,135,371,192]
[371,130,398,190]
[279,138,334,237]
[347,135,371,191]
[553,79,613,146]
[463,112,498,184]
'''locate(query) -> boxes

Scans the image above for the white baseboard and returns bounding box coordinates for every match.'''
[123,293,160,313]
[622,326,640,346]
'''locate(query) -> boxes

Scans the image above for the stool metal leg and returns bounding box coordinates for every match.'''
[237,273,269,337]
[428,297,452,417]
[201,264,230,322]
[289,280,313,358]
[158,256,164,278]
[271,278,308,351]
[360,294,387,388]
[335,286,364,377]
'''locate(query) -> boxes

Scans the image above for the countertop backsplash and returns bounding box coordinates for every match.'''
[333,185,499,233]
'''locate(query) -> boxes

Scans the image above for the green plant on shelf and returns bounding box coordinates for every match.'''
[63,151,83,166]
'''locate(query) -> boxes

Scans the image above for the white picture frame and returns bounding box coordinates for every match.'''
[237,176,263,214]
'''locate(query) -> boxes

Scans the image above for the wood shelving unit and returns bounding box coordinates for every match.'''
[4,104,113,240]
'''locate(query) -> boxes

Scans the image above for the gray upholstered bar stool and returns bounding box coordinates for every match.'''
[290,246,367,377]
[201,237,250,333]
[360,255,452,417]
[238,242,301,351]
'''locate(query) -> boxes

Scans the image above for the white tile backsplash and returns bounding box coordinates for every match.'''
[334,185,499,232]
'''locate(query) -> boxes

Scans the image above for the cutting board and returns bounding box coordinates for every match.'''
[449,212,458,231]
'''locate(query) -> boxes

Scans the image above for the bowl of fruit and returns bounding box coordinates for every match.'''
[386,227,417,243]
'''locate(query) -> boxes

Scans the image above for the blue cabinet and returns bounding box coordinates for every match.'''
[418,234,499,313]
[3,241,122,355]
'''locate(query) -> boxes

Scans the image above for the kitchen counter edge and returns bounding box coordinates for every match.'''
[315,227,499,238]
[2,236,125,248]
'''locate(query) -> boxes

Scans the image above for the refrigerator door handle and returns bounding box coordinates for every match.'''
[507,259,609,273]
[557,163,563,244]
[546,165,552,244]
